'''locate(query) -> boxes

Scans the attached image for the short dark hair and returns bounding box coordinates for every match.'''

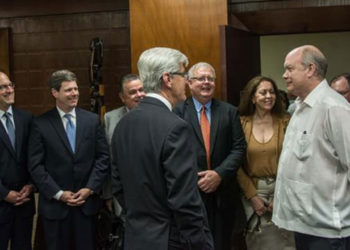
[49,69,77,91]
[330,73,350,88]
[239,75,285,116]
[119,74,140,93]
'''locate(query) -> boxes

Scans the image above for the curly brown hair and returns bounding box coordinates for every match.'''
[238,75,285,117]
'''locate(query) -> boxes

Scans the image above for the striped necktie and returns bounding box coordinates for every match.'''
[64,113,76,152]
[3,112,15,149]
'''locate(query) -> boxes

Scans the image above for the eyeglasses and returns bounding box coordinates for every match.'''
[190,76,216,83]
[0,82,15,91]
[170,72,188,79]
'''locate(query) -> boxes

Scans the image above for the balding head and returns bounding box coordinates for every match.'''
[296,45,328,80]
[283,45,328,100]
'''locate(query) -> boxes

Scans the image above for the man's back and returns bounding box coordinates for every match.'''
[112,97,211,250]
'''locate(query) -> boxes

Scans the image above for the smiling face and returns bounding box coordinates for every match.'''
[0,72,15,111]
[120,79,145,109]
[51,80,79,113]
[252,80,276,112]
[188,66,216,104]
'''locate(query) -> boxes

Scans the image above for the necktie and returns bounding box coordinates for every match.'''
[64,114,76,152]
[3,112,15,149]
[200,106,210,169]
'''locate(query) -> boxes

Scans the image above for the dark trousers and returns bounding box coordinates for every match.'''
[0,214,33,250]
[295,232,350,250]
[42,207,96,250]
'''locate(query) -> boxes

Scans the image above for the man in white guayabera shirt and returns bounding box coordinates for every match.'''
[273,45,350,250]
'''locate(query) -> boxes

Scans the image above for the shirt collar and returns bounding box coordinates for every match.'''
[146,93,172,111]
[192,97,212,113]
[56,106,76,118]
[297,79,328,109]
[0,106,13,117]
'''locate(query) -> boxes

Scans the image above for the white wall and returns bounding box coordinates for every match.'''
[260,31,350,90]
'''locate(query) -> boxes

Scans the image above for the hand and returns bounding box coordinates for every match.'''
[249,196,267,216]
[5,190,21,204]
[59,191,76,205]
[105,199,113,212]
[66,188,92,207]
[197,170,222,193]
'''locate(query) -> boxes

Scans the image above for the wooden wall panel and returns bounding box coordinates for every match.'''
[0,29,10,75]
[220,26,260,106]
[0,0,128,18]
[0,11,131,115]
[130,0,228,99]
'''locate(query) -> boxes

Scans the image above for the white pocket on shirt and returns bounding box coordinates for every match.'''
[281,178,313,217]
[293,131,312,161]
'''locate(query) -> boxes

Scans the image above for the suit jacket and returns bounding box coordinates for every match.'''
[112,97,213,250]
[173,98,247,239]
[28,107,109,220]
[0,107,35,223]
[104,106,127,145]
[101,106,127,206]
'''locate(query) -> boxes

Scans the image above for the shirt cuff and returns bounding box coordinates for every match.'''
[54,190,63,200]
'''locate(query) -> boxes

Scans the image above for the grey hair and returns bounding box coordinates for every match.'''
[49,69,77,91]
[120,74,140,93]
[300,46,328,79]
[188,62,216,79]
[137,47,188,93]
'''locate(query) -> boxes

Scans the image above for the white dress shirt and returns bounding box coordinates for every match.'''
[273,80,350,238]
[0,106,15,133]
[53,106,76,200]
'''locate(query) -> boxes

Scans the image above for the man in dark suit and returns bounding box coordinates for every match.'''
[111,47,213,250]
[28,69,109,250]
[0,71,35,250]
[173,62,247,250]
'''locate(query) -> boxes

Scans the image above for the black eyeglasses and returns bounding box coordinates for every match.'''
[170,72,188,79]
[190,76,216,83]
[0,82,15,91]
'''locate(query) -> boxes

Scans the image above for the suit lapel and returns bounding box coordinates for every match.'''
[75,108,84,154]
[0,121,16,158]
[13,108,24,159]
[186,98,205,147]
[209,99,219,155]
[48,108,74,155]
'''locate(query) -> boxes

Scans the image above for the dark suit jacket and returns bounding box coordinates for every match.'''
[28,107,109,220]
[0,107,35,223]
[173,98,247,243]
[112,97,213,250]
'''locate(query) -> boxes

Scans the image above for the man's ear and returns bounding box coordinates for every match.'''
[161,73,172,89]
[306,63,316,78]
[51,88,58,98]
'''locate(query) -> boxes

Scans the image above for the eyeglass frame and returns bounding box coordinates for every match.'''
[169,72,188,79]
[0,82,15,91]
[190,76,216,83]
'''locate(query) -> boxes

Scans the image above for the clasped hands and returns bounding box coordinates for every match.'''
[60,188,92,206]
[249,196,273,216]
[5,184,33,206]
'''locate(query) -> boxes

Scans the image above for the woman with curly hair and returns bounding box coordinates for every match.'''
[237,76,295,250]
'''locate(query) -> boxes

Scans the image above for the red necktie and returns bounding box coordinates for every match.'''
[200,106,210,169]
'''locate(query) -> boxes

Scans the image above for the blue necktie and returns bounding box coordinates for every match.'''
[64,114,76,152]
[4,112,15,149]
